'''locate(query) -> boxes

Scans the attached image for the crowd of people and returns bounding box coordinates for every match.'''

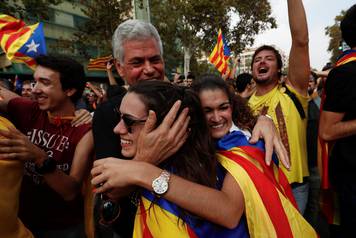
[0,0,355,238]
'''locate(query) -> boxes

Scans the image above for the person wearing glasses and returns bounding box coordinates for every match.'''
[91,80,316,237]
[92,19,288,237]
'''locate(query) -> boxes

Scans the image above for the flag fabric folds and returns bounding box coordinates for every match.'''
[0,14,47,70]
[209,29,231,76]
[133,187,249,238]
[132,130,317,238]
[87,55,112,71]
[216,131,317,238]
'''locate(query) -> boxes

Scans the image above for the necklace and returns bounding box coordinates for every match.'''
[47,112,75,127]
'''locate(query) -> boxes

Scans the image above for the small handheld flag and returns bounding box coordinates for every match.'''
[87,55,112,71]
[209,29,231,76]
[0,14,47,70]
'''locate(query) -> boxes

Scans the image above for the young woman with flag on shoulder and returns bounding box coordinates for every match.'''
[91,79,317,237]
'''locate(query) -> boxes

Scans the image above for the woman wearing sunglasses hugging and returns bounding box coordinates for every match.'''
[91,79,316,237]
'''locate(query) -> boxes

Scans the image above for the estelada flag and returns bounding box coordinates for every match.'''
[87,55,112,71]
[0,15,47,70]
[209,29,231,76]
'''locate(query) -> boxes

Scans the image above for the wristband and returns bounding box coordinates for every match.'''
[264,114,273,120]
[35,157,57,175]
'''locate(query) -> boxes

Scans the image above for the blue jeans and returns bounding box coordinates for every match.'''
[292,181,309,215]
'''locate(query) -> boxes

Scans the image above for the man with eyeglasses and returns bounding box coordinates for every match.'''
[92,19,289,238]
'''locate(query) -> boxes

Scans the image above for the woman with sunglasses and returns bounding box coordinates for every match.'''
[92,80,247,237]
[91,80,316,237]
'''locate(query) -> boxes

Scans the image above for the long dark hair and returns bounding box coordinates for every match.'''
[192,74,256,132]
[128,80,217,188]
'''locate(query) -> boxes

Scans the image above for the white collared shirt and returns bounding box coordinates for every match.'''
[229,123,251,140]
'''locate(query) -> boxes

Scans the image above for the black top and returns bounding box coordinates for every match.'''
[307,99,320,168]
[92,85,136,238]
[93,85,126,159]
[323,61,356,183]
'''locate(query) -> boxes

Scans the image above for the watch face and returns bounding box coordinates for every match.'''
[152,178,168,195]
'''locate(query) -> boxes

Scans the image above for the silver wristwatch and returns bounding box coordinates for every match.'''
[152,170,170,195]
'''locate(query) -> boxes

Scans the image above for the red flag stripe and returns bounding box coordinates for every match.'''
[0,21,25,36]
[186,226,198,238]
[209,51,219,64]
[237,146,296,205]
[220,150,294,238]
[139,199,154,238]
[4,26,31,51]
[335,52,356,66]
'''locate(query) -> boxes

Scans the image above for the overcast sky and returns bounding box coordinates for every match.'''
[252,0,355,70]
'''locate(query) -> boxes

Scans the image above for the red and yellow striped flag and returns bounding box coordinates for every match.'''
[87,55,112,71]
[209,29,231,76]
[0,14,47,70]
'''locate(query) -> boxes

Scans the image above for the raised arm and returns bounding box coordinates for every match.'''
[106,60,118,86]
[286,0,310,95]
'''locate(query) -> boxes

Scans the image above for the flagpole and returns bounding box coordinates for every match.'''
[132,0,151,23]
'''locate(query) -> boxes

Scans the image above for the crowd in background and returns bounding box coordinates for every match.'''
[0,1,355,238]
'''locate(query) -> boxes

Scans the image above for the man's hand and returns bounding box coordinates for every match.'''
[72,109,92,127]
[249,115,290,169]
[134,100,190,165]
[0,126,47,163]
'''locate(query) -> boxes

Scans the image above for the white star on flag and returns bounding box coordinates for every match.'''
[26,40,40,53]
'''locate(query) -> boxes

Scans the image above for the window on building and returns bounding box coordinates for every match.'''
[73,15,88,29]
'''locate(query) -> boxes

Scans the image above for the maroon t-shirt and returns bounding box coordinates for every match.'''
[8,97,91,230]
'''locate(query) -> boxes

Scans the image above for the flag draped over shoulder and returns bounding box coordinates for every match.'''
[132,130,317,238]
[216,131,317,238]
[87,55,112,71]
[133,189,249,238]
[209,29,231,76]
[0,15,47,70]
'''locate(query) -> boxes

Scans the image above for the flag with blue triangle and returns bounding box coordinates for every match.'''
[0,14,47,70]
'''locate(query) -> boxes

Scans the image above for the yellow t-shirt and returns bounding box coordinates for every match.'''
[249,84,309,183]
[0,116,33,238]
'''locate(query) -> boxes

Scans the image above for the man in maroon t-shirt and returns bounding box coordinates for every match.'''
[0,55,93,238]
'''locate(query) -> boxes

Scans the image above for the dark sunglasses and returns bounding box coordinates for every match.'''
[115,108,147,133]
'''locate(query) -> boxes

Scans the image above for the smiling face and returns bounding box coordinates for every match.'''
[113,92,147,158]
[21,82,32,98]
[32,66,75,114]
[252,49,280,86]
[116,38,165,86]
[199,89,232,140]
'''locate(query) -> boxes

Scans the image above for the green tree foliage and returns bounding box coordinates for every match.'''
[150,0,276,75]
[325,10,346,64]
[0,0,62,21]
[70,0,132,58]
